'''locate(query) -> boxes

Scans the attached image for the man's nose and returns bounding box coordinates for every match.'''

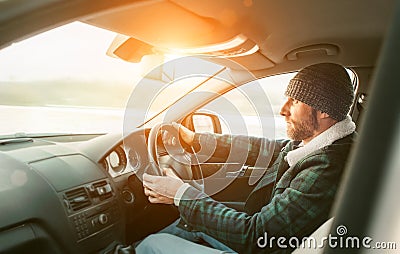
[280,99,290,116]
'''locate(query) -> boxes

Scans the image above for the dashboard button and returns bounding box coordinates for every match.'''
[98,214,108,225]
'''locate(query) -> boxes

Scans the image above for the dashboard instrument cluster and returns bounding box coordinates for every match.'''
[101,143,144,178]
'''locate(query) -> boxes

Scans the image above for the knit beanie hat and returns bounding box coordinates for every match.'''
[285,63,354,121]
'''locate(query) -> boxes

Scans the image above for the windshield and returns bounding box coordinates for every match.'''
[0,22,135,135]
[0,22,228,136]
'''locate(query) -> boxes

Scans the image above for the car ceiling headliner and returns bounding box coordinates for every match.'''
[0,0,396,78]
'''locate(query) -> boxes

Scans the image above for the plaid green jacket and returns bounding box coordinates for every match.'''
[177,133,355,253]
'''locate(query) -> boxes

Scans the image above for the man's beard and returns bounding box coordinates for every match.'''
[286,109,319,141]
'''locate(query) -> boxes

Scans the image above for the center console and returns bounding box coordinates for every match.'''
[62,180,121,242]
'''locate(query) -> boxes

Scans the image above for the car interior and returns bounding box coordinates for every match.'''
[0,0,399,253]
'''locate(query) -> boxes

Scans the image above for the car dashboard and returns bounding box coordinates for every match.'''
[0,131,149,253]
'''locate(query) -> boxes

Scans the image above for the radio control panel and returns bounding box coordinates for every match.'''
[70,199,120,242]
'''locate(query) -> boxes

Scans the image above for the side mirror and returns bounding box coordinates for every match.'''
[183,112,222,134]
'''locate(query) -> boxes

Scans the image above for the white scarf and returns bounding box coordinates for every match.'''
[286,116,356,167]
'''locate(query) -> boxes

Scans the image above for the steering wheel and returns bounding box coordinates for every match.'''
[147,123,198,179]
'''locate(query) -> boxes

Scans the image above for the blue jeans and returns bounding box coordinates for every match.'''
[135,219,237,254]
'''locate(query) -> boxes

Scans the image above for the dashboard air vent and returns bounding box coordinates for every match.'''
[65,187,91,211]
[93,180,107,188]
[92,180,113,200]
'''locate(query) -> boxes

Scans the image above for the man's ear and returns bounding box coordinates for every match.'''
[318,111,331,119]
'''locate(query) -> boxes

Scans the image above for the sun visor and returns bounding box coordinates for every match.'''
[106,34,154,63]
[86,0,237,48]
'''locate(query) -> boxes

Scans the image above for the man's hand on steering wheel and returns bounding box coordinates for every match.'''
[162,122,195,147]
[143,168,185,205]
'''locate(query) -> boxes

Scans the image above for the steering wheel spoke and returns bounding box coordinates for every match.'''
[147,123,197,179]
